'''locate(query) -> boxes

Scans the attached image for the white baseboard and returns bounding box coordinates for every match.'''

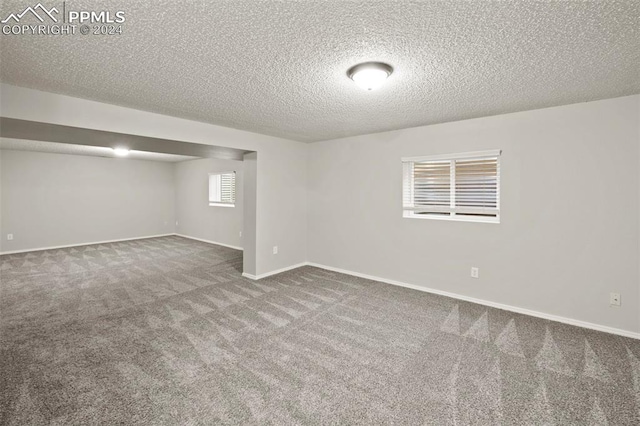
[306,262,640,340]
[175,234,243,251]
[4,232,636,340]
[0,234,175,256]
[242,262,309,281]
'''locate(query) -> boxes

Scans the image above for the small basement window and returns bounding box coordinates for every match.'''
[402,150,501,223]
[209,171,236,207]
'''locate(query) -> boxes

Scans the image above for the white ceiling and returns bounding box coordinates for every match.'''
[1,1,638,142]
[0,139,198,162]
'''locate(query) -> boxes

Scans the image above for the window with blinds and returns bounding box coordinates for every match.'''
[402,150,500,222]
[209,172,236,207]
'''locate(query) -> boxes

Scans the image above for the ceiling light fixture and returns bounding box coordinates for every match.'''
[113,147,130,156]
[347,62,393,91]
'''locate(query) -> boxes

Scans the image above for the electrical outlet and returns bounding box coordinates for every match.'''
[176,221,179,226]
[273,246,278,255]
[7,234,13,241]
[610,293,621,307]
[471,267,479,279]
[239,231,242,238]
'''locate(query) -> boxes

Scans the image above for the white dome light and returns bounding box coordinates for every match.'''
[113,147,130,156]
[347,62,393,91]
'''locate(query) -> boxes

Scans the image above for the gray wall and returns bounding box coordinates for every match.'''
[308,95,640,333]
[0,84,307,277]
[1,84,638,334]
[0,150,175,252]
[243,152,258,276]
[174,157,243,249]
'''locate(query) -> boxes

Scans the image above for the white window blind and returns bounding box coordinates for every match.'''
[209,172,236,207]
[402,150,501,222]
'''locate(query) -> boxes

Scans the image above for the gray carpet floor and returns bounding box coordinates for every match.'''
[1,236,639,425]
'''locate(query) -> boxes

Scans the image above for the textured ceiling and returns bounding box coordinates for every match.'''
[0,138,198,162]
[1,1,638,142]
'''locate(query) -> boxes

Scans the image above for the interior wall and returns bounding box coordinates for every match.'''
[243,152,258,276]
[1,84,637,334]
[174,157,243,249]
[0,84,307,276]
[0,150,175,253]
[308,95,640,334]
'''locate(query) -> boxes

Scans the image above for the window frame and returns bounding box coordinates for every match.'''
[401,150,501,224]
[208,171,236,208]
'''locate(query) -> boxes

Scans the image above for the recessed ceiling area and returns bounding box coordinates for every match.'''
[0,139,199,162]
[0,1,638,142]
[0,118,251,161]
